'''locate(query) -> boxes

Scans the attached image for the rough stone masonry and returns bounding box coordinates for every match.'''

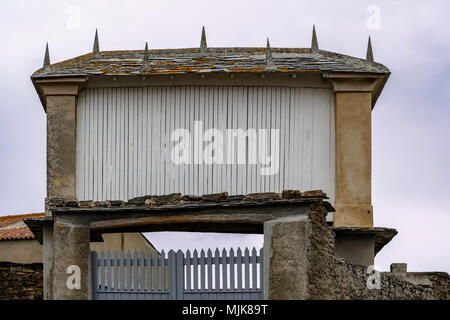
[265,203,449,300]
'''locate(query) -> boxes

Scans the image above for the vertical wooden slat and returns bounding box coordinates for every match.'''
[153,250,158,291]
[244,248,250,293]
[120,251,125,291]
[193,249,199,292]
[251,247,257,290]
[220,248,227,300]
[168,250,176,300]
[140,251,145,292]
[186,250,191,293]
[214,248,220,293]
[106,251,112,292]
[113,251,118,292]
[236,248,242,300]
[146,250,152,291]
[176,250,184,300]
[132,250,138,294]
[200,250,206,292]
[207,249,213,294]
[229,248,235,292]
[160,250,166,292]
[126,251,131,291]
[100,251,105,291]
[222,248,227,291]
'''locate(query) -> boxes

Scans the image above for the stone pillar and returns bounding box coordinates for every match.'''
[36,78,86,299]
[325,74,382,227]
[36,78,86,199]
[264,215,311,300]
[52,219,90,300]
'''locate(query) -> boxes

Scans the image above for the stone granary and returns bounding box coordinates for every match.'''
[26,27,449,300]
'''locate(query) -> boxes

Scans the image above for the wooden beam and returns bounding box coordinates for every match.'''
[90,213,277,234]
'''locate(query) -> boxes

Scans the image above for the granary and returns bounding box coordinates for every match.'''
[27,26,415,300]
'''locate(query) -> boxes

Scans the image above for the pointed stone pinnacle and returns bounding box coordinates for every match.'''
[265,37,274,68]
[43,42,50,68]
[144,42,149,61]
[366,36,374,63]
[200,26,207,55]
[93,29,100,53]
[311,25,319,53]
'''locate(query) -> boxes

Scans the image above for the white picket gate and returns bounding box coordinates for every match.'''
[91,247,264,300]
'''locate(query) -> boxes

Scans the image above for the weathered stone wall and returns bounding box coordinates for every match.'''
[306,204,449,300]
[0,262,43,300]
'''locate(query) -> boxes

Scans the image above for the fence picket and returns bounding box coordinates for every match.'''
[100,251,105,291]
[153,250,158,291]
[220,248,227,299]
[207,249,213,298]
[113,251,118,290]
[140,251,145,294]
[107,251,112,295]
[214,248,220,298]
[237,248,242,300]
[229,248,235,294]
[244,248,250,299]
[126,251,131,291]
[113,251,119,299]
[176,250,184,300]
[193,249,199,292]
[186,250,191,294]
[147,250,152,291]
[168,250,176,300]
[120,251,125,291]
[160,250,166,292]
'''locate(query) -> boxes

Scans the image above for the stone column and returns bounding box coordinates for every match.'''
[36,78,86,199]
[52,218,90,300]
[264,215,311,300]
[325,74,382,228]
[36,78,86,299]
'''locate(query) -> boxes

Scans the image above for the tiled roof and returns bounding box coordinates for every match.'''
[0,213,45,240]
[31,47,390,79]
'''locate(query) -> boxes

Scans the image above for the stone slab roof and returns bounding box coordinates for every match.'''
[31,47,390,79]
[44,189,334,213]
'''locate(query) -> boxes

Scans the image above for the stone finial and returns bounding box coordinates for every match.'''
[93,29,100,53]
[265,38,275,69]
[200,26,207,55]
[143,42,149,61]
[43,42,50,68]
[366,36,374,63]
[390,263,407,273]
[311,24,319,53]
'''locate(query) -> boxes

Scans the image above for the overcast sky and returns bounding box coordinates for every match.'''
[0,0,449,273]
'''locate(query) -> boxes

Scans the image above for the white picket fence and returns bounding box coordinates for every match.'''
[91,247,264,300]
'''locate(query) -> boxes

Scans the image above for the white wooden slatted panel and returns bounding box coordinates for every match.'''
[76,86,335,203]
